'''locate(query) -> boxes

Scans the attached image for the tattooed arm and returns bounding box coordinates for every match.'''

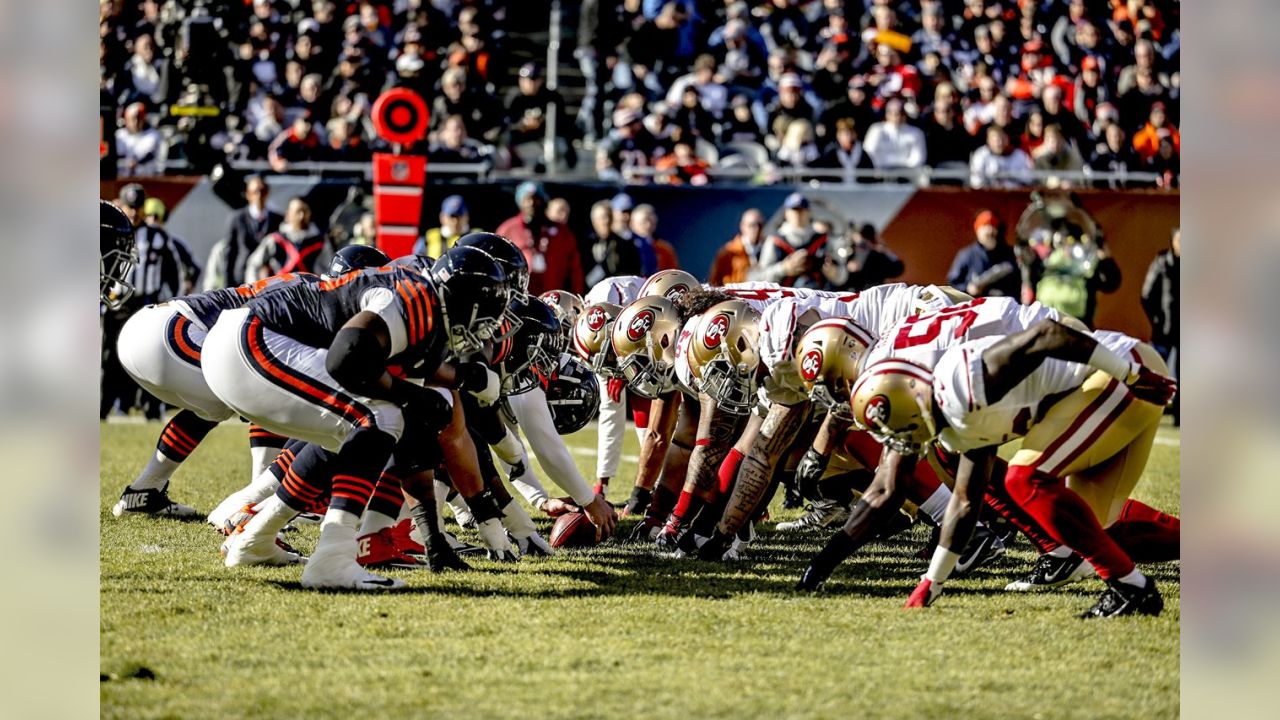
[714,400,810,538]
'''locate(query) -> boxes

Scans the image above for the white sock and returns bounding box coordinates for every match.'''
[448,494,474,525]
[1115,568,1146,588]
[917,485,952,524]
[312,508,361,559]
[129,451,181,491]
[249,445,283,481]
[1047,545,1074,559]
[239,495,297,543]
[433,482,449,531]
[925,547,962,584]
[359,510,397,536]
[238,468,283,506]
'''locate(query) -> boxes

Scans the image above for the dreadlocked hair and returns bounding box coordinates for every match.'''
[675,287,736,321]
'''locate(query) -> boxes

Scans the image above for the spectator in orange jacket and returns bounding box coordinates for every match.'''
[708,208,765,285]
[1132,101,1179,161]
[496,181,584,295]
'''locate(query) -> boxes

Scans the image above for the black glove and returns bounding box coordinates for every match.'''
[696,530,734,562]
[427,533,471,572]
[795,448,831,501]
[623,486,652,516]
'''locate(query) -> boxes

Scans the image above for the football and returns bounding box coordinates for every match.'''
[548,511,599,549]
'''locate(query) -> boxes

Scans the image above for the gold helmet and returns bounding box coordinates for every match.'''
[611,296,683,398]
[794,318,875,421]
[572,302,624,377]
[686,300,762,415]
[638,269,699,303]
[849,359,938,456]
[539,290,585,339]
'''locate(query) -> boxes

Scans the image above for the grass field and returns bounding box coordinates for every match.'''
[101,419,1180,719]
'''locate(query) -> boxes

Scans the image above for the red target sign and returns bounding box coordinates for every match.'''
[371,88,430,146]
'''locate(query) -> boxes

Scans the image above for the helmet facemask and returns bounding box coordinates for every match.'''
[810,382,853,422]
[699,354,757,415]
[101,245,137,309]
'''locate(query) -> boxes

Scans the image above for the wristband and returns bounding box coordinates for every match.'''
[1087,344,1139,384]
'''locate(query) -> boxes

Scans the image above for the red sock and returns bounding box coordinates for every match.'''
[1004,465,1136,581]
[1105,499,1180,563]
[718,448,745,495]
[630,397,651,431]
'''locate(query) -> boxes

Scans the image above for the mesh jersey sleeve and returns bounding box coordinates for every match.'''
[359,286,409,356]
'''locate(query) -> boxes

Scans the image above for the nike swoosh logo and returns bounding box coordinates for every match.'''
[361,578,398,587]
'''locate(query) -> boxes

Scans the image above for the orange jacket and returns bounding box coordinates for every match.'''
[708,236,756,286]
[1132,122,1180,161]
[656,239,680,271]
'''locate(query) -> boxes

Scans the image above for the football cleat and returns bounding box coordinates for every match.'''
[220,527,305,567]
[1005,551,1095,592]
[442,530,486,556]
[775,500,851,532]
[903,576,943,608]
[953,525,1006,577]
[388,519,426,557]
[302,550,406,591]
[1081,577,1164,619]
[112,484,198,519]
[356,528,425,570]
[781,484,804,510]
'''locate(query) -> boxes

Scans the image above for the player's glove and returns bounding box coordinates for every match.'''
[606,377,626,403]
[695,530,734,562]
[514,532,555,557]
[795,447,831,501]
[622,486,652,517]
[459,362,501,407]
[426,533,471,572]
[477,518,520,562]
[903,576,944,608]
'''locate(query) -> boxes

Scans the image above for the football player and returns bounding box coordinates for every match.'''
[101,200,137,310]
[205,247,512,590]
[581,274,647,497]
[111,247,394,520]
[808,298,1179,616]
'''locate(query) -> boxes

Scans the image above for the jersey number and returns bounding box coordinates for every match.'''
[894,299,987,348]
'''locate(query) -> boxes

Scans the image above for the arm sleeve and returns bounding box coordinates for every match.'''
[508,387,597,505]
[596,380,626,479]
[497,419,551,507]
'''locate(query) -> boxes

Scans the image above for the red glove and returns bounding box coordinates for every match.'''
[606,377,625,404]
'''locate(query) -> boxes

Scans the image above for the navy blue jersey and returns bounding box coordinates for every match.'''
[173,272,320,328]
[247,266,447,368]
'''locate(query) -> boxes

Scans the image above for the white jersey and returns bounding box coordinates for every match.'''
[585,275,645,306]
[932,330,1140,453]
[672,316,700,396]
[862,297,1062,372]
[721,282,857,313]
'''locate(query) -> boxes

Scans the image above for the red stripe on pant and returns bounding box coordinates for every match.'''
[1004,465,1135,581]
[248,424,288,448]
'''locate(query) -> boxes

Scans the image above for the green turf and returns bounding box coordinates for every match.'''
[101,419,1179,719]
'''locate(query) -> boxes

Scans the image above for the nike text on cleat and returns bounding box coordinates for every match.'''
[112,484,198,519]
[775,500,850,533]
[796,565,828,592]
[356,528,425,570]
[628,517,663,543]
[1005,552,1095,592]
[1081,577,1164,619]
[953,525,1006,577]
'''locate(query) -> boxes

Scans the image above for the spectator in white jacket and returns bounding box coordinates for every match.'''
[862,98,926,172]
[115,102,164,176]
[969,125,1034,188]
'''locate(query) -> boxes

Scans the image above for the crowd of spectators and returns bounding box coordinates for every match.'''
[102,1,1178,189]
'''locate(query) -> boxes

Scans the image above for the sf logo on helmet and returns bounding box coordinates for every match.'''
[664,284,691,302]
[703,313,730,349]
[586,306,607,331]
[800,348,824,382]
[627,309,655,341]
[863,394,890,428]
